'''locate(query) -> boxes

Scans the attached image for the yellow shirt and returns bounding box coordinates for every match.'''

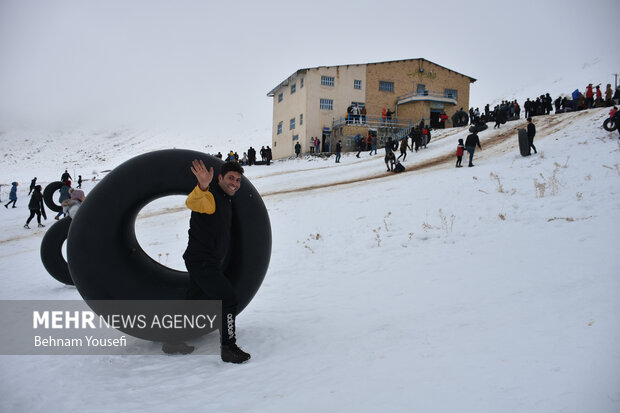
[185,185,216,214]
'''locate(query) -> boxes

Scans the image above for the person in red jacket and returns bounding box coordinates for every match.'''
[585,84,594,108]
[595,85,603,107]
[439,112,448,128]
[455,139,465,167]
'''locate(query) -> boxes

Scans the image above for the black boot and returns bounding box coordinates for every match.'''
[221,313,250,364]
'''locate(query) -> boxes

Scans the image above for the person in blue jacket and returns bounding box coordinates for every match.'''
[55,181,72,220]
[571,89,581,111]
[5,182,18,208]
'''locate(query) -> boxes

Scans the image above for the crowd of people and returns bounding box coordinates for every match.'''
[331,81,620,171]
[214,145,273,166]
[2,170,87,230]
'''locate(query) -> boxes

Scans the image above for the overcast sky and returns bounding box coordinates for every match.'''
[1,0,618,139]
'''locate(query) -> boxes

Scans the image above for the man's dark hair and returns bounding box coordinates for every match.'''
[221,161,244,176]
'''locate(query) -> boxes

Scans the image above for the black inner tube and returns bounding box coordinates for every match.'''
[603,117,617,132]
[66,149,272,341]
[43,181,65,213]
[40,217,74,286]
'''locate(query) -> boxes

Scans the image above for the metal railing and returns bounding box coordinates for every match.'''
[397,90,457,101]
[332,115,412,130]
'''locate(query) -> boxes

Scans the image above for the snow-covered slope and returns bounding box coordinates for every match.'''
[0,107,619,413]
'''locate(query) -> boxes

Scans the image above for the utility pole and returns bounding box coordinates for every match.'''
[614,73,618,89]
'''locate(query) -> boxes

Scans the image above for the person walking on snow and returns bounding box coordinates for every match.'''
[24,185,46,228]
[28,177,37,195]
[456,139,465,167]
[527,117,537,154]
[397,138,409,161]
[55,181,72,220]
[335,140,342,163]
[61,170,72,182]
[368,133,377,155]
[5,182,18,208]
[384,137,398,171]
[465,131,482,167]
[355,134,363,158]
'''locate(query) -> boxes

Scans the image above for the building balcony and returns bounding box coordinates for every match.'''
[397,91,458,106]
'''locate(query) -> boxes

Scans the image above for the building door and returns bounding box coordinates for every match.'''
[322,131,331,152]
[430,109,442,129]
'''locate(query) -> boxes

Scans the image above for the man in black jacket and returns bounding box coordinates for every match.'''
[527,117,537,154]
[465,131,482,167]
[174,160,250,363]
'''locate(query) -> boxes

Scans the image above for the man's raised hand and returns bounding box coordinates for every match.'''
[190,159,214,191]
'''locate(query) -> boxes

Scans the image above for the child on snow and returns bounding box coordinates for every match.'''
[456,139,465,167]
[61,189,85,219]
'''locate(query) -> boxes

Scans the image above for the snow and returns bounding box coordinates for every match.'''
[1,107,619,412]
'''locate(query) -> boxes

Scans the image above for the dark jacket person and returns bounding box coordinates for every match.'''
[179,160,251,364]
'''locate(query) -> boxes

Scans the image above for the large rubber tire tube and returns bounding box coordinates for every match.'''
[499,111,508,124]
[40,217,74,285]
[469,123,488,133]
[67,149,271,341]
[43,181,65,213]
[603,117,617,132]
[518,128,530,157]
[452,111,469,127]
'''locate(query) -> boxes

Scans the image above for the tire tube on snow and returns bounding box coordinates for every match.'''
[469,123,488,133]
[603,117,617,132]
[452,111,469,127]
[43,181,65,213]
[40,217,74,285]
[67,149,272,342]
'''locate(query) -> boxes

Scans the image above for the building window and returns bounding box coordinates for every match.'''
[277,122,282,134]
[300,78,304,88]
[290,118,296,130]
[320,98,333,110]
[293,134,299,141]
[444,88,458,99]
[379,81,394,92]
[291,83,296,94]
[300,113,303,125]
[321,76,335,86]
[354,79,362,90]
[278,92,283,102]
[417,83,426,95]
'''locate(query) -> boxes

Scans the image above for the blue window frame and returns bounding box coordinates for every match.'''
[321,76,335,86]
[293,134,299,141]
[320,98,333,110]
[417,84,426,95]
[278,92,283,102]
[379,81,394,92]
[444,88,458,99]
[300,113,303,125]
[291,83,296,94]
[290,118,295,130]
[300,78,304,88]
[354,79,362,90]
[277,122,282,134]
